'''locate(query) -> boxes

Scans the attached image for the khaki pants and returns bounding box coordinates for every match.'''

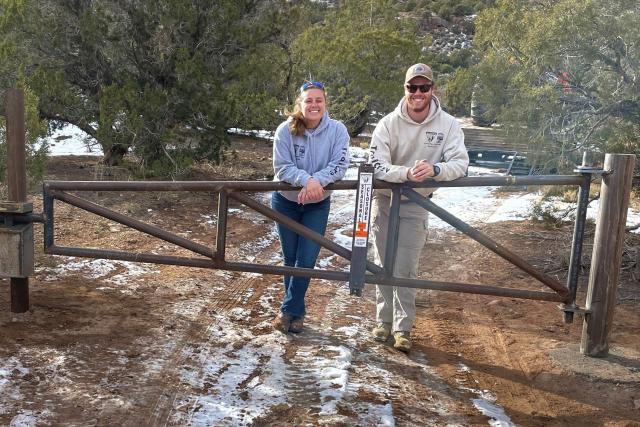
[371,195,428,332]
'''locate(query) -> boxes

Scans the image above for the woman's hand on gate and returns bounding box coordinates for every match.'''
[298,177,324,203]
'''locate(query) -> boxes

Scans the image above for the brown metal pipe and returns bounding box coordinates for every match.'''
[13,213,45,224]
[403,188,570,300]
[44,180,339,192]
[50,190,215,258]
[223,261,348,281]
[229,191,384,274]
[46,245,218,268]
[415,174,584,188]
[369,275,565,302]
[42,174,584,192]
[45,244,562,302]
[215,191,228,261]
[45,245,351,281]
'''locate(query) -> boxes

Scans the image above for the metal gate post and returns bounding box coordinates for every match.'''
[4,89,31,313]
[349,164,374,296]
[43,184,54,249]
[581,153,636,357]
[215,190,228,261]
[383,186,402,278]
[561,152,596,323]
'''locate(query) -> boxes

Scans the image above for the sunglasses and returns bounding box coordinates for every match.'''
[406,84,433,93]
[300,81,325,92]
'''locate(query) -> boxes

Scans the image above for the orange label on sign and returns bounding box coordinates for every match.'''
[355,222,368,237]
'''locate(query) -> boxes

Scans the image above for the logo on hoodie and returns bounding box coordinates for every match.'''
[424,131,445,147]
[294,144,306,160]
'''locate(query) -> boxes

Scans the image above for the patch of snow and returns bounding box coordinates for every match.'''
[457,363,471,373]
[348,146,369,165]
[37,125,101,156]
[0,357,28,404]
[227,128,274,141]
[229,307,251,320]
[472,398,516,427]
[9,410,52,427]
[39,257,153,292]
[199,214,216,226]
[170,316,289,426]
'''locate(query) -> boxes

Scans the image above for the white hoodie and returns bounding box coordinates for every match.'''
[369,96,469,198]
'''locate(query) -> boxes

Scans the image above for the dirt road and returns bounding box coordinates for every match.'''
[1,148,639,426]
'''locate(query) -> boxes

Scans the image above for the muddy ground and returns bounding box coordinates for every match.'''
[1,137,639,426]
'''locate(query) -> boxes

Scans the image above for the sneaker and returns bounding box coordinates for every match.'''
[393,331,412,353]
[289,316,305,333]
[272,313,293,333]
[372,323,392,342]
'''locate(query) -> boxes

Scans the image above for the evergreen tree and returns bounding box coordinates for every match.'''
[457,0,639,170]
[1,0,312,176]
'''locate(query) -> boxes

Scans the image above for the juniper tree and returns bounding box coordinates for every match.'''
[447,0,639,171]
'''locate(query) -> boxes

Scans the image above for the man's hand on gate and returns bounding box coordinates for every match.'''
[407,159,434,182]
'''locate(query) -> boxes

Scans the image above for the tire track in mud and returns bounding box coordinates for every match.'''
[145,205,355,424]
[138,195,287,425]
[143,225,283,426]
[278,281,476,426]
[107,200,282,425]
[415,290,540,426]
[461,293,555,419]
[142,196,480,426]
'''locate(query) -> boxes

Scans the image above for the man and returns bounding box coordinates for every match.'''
[368,63,469,352]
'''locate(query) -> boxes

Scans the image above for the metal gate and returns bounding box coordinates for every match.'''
[38,167,594,323]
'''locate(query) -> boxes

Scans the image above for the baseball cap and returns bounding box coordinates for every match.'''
[404,63,433,84]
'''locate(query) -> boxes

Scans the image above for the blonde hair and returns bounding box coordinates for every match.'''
[286,88,327,136]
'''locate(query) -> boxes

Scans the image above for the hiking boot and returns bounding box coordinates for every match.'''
[289,316,305,333]
[393,331,412,353]
[372,323,392,342]
[272,313,293,333]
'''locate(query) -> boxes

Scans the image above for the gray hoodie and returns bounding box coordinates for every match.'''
[369,96,469,198]
[273,111,350,202]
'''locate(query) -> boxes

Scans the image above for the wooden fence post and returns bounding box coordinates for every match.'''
[5,89,30,313]
[581,153,636,357]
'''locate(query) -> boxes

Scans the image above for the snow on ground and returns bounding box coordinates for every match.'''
[39,126,273,156]
[38,125,102,156]
[227,128,274,141]
[37,258,153,294]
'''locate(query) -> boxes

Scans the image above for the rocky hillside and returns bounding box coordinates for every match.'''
[420,12,475,54]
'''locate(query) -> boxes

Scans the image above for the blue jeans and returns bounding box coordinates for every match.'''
[271,192,331,318]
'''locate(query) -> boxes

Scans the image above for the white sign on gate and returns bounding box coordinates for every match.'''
[353,172,373,248]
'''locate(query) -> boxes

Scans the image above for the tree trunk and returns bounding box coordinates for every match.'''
[102,144,129,167]
[347,108,369,137]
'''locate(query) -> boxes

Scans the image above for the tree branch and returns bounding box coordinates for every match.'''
[39,111,98,140]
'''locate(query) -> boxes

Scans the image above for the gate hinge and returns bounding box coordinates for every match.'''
[558,303,591,316]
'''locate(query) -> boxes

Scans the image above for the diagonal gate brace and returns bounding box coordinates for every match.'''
[402,187,570,301]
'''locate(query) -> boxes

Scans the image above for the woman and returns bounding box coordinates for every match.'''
[271,81,350,333]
